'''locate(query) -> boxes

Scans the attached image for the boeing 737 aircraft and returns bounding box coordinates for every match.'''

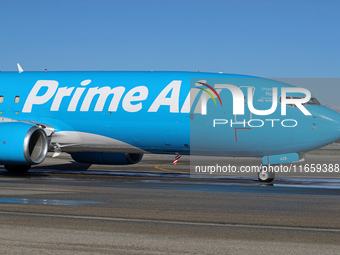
[0,68,339,182]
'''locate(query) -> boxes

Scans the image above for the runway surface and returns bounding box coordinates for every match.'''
[0,153,339,254]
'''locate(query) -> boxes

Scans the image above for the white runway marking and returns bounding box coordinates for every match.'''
[0,211,339,233]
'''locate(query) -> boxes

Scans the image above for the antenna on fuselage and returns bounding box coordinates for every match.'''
[17,63,24,73]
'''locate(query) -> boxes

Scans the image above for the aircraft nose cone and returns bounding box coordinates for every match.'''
[318,106,340,143]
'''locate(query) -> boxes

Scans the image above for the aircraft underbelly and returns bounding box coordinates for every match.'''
[50,131,146,153]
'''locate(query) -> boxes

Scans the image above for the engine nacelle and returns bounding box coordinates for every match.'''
[0,122,49,165]
[70,152,143,165]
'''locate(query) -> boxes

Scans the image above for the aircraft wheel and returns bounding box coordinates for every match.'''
[4,165,31,174]
[258,169,275,182]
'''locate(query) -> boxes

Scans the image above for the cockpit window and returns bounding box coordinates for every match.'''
[304,97,321,105]
[279,96,321,108]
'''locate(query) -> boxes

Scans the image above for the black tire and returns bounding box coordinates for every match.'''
[4,165,31,174]
[257,170,275,182]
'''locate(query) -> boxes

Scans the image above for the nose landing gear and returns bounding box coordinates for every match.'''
[258,169,275,182]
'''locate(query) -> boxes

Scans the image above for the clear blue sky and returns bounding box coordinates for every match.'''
[0,0,339,105]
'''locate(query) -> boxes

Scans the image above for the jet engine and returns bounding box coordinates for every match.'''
[0,122,49,167]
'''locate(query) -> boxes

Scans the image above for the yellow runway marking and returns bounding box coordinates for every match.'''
[154,163,188,174]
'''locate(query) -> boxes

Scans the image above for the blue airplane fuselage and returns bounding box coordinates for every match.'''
[0,71,339,163]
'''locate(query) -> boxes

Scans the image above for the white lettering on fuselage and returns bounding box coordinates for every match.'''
[148,80,181,113]
[23,80,59,113]
[22,80,185,113]
[22,79,312,116]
